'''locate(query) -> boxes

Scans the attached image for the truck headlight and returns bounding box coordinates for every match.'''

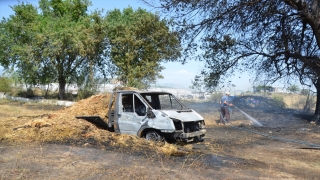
[198,121,205,129]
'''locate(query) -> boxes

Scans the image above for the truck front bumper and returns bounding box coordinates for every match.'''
[179,129,206,139]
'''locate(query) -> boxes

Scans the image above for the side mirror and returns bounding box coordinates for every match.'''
[147,107,155,118]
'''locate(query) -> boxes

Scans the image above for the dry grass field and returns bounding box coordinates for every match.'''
[279,93,316,110]
[0,94,320,179]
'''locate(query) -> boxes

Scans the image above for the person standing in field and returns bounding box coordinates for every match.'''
[220,91,233,124]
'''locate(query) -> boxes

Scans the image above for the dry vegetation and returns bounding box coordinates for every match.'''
[0,93,320,179]
[0,95,185,156]
[281,93,316,110]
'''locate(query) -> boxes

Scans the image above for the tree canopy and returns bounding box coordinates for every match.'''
[255,85,274,93]
[105,7,181,88]
[143,0,320,123]
[287,84,300,94]
[0,0,110,99]
[0,1,182,99]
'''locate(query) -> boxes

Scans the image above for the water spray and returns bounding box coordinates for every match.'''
[233,105,264,127]
[220,105,320,148]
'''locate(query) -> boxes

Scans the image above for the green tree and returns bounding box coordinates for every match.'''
[287,84,300,94]
[0,0,111,99]
[143,0,320,123]
[105,7,181,89]
[255,85,273,93]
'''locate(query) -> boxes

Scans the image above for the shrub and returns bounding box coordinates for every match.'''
[76,88,96,101]
[293,95,316,111]
[304,96,316,111]
[271,94,287,109]
[209,92,223,103]
[300,89,309,96]
[293,97,306,109]
[0,77,11,92]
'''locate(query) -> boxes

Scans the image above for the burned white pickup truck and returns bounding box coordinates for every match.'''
[76,90,206,142]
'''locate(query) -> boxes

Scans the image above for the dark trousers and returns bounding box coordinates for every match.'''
[220,106,230,123]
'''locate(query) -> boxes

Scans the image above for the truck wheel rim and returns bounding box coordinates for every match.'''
[146,131,162,141]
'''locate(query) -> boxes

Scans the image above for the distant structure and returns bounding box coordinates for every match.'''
[14,81,218,100]
[252,86,290,93]
[148,84,194,99]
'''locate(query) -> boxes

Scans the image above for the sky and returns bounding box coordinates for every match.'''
[0,0,253,91]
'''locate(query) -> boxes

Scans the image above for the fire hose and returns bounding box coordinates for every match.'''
[219,106,320,149]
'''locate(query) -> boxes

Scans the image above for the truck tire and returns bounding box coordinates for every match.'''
[108,126,115,132]
[145,130,163,142]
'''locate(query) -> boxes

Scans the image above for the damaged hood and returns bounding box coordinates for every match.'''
[160,109,203,122]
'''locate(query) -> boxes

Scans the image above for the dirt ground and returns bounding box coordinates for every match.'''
[0,96,320,180]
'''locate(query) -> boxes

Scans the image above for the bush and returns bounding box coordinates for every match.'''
[300,89,309,96]
[293,97,305,109]
[271,94,287,109]
[293,95,316,111]
[0,77,11,92]
[209,92,223,103]
[76,89,96,101]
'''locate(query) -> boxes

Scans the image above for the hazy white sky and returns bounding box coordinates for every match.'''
[0,0,253,91]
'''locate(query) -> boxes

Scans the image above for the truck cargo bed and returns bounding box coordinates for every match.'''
[76,116,108,129]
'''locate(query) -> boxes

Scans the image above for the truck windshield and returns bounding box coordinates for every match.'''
[141,93,187,110]
[159,94,184,110]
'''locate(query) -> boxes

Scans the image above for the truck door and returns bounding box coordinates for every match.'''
[118,93,147,135]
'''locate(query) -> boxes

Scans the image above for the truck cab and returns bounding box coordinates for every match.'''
[78,90,206,142]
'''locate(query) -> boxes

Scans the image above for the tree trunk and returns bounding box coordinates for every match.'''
[58,78,66,100]
[303,89,310,111]
[314,78,320,125]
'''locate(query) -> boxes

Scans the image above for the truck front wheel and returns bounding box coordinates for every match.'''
[145,130,163,142]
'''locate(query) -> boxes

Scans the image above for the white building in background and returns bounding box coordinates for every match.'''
[252,86,292,93]
[18,82,120,95]
[16,82,215,100]
[148,85,216,100]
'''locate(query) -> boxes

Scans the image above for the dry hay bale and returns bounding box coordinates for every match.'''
[9,94,114,142]
[11,92,183,156]
[60,93,111,118]
[9,94,127,147]
[44,93,112,129]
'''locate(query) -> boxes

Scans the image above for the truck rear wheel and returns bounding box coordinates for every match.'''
[145,130,163,142]
[108,126,115,132]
